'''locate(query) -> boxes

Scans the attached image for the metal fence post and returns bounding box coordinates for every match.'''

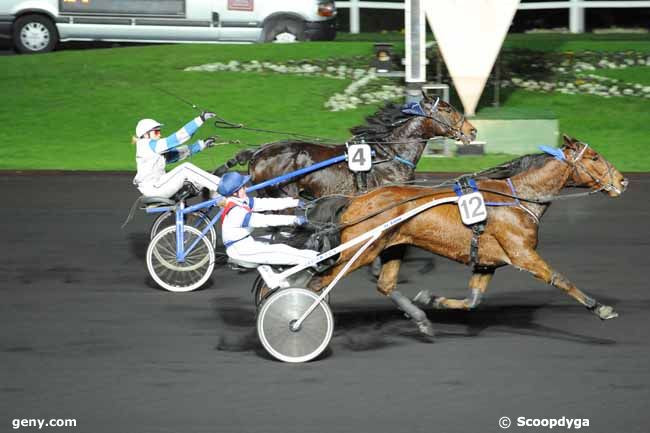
[405,0,426,103]
[350,0,360,34]
[569,0,585,33]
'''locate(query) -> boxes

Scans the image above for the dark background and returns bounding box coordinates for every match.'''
[336,1,650,33]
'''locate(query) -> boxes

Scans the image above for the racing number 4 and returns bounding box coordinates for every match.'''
[347,144,372,172]
[352,148,366,165]
[458,192,487,225]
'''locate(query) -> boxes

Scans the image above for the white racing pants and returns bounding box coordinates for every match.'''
[138,163,221,199]
[227,236,319,266]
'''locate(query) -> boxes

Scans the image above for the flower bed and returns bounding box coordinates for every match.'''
[185,57,404,111]
[185,50,650,113]
[502,50,650,98]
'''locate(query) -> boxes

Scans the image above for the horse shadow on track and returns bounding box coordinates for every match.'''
[212,291,618,360]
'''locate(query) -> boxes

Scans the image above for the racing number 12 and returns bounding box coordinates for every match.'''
[458,192,487,225]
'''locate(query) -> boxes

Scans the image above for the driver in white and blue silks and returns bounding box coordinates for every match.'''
[218,172,319,266]
[133,112,223,198]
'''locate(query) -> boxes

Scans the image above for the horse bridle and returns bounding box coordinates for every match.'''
[433,105,468,143]
[566,143,622,195]
[399,99,469,142]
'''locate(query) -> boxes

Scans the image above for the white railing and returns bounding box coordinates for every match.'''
[336,0,650,34]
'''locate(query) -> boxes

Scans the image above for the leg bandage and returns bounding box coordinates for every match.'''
[466,288,483,309]
[390,291,427,322]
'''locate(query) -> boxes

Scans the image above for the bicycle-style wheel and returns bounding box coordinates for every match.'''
[150,210,217,248]
[257,288,334,363]
[146,225,215,292]
[253,278,329,308]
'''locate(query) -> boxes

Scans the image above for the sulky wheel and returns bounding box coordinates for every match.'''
[150,210,217,248]
[146,225,215,292]
[257,288,333,363]
[254,277,329,308]
[252,275,271,307]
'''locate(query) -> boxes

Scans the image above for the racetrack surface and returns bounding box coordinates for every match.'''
[1,173,648,433]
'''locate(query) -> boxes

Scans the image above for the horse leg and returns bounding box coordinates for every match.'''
[506,248,617,320]
[378,257,435,338]
[371,245,405,278]
[413,268,494,310]
[370,257,382,278]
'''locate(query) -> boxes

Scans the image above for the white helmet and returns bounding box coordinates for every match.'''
[135,118,164,138]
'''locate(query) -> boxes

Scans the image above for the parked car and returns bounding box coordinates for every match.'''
[0,0,336,54]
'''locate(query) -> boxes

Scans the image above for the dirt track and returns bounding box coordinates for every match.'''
[1,173,648,433]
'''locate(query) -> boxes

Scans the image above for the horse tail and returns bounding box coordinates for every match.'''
[213,149,256,176]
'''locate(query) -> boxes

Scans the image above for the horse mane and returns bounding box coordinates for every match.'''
[474,153,554,180]
[349,103,410,142]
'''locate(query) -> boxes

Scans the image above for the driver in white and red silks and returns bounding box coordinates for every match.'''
[218,172,319,266]
[133,112,223,198]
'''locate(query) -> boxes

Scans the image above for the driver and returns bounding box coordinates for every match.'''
[133,112,223,198]
[218,172,319,266]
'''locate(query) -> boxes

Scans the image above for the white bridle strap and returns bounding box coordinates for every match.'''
[572,143,589,163]
[571,143,621,195]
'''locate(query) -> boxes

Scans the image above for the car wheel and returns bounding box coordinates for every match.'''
[13,14,58,54]
[263,19,305,43]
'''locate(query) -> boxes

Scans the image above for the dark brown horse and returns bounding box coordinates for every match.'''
[215,95,476,198]
[306,135,627,337]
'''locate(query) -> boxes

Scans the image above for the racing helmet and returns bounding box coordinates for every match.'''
[135,119,164,138]
[218,172,251,196]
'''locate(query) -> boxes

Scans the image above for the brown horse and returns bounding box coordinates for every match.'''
[215,95,477,198]
[307,135,628,337]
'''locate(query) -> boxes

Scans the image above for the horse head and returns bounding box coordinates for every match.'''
[562,134,628,197]
[418,94,477,144]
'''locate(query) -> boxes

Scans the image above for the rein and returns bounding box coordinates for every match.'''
[214,98,467,157]
[211,117,343,144]
[476,187,601,205]
[364,140,422,169]
[306,190,446,234]
[305,145,615,236]
[151,84,461,151]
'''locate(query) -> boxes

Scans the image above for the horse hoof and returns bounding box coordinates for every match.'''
[412,290,433,307]
[596,305,618,320]
[416,319,436,338]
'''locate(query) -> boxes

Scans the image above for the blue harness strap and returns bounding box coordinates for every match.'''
[454,178,479,196]
[454,177,520,207]
[394,155,416,168]
[452,177,524,267]
[485,178,519,206]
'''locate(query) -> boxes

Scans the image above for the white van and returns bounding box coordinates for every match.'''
[0,0,336,53]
